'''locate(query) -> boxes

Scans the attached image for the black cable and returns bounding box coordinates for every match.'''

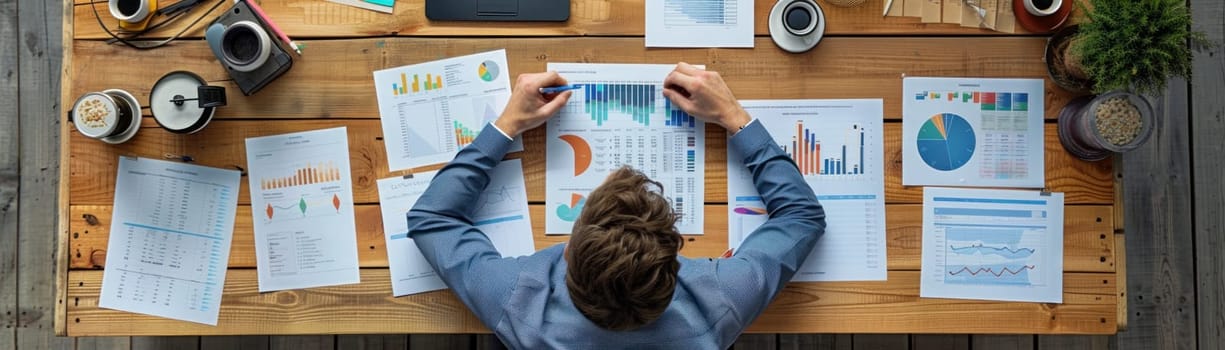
[89,0,227,50]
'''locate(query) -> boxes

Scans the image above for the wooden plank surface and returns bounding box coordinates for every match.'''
[64,121,1114,207]
[970,335,1034,350]
[337,335,408,350]
[53,0,76,338]
[68,38,1075,122]
[411,334,472,349]
[272,335,334,350]
[18,0,76,347]
[852,335,907,350]
[64,269,1118,336]
[0,0,19,345]
[733,334,777,349]
[75,336,131,350]
[1192,0,1225,348]
[1037,335,1112,350]
[70,0,1013,40]
[777,334,851,350]
[131,336,200,350]
[1115,81,1196,349]
[67,204,1117,272]
[910,334,968,350]
[200,335,269,350]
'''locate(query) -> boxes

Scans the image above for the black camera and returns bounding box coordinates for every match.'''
[205,1,293,96]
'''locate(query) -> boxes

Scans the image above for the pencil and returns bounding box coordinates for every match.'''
[241,0,303,55]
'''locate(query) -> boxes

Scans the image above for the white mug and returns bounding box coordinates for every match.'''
[1023,0,1062,16]
[108,0,150,23]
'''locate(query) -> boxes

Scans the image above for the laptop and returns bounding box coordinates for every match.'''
[426,0,569,21]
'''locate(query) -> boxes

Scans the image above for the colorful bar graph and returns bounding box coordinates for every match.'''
[453,120,479,148]
[579,83,696,127]
[260,162,342,190]
[390,72,443,96]
[913,90,1028,112]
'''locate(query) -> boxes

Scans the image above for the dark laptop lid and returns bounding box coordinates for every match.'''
[426,0,570,21]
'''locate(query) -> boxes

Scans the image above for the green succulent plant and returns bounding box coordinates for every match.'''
[1072,0,1211,95]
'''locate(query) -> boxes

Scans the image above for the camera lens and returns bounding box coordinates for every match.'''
[223,26,261,65]
[220,21,272,73]
[116,0,141,16]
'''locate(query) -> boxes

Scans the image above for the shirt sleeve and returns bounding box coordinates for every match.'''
[406,124,523,328]
[715,119,827,325]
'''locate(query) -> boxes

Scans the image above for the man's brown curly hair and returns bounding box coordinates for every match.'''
[565,166,684,331]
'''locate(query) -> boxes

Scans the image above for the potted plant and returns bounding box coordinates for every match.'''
[1051,0,1211,160]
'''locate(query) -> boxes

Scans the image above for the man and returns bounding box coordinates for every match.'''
[406,63,826,349]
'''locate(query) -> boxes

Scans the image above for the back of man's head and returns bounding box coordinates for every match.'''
[565,166,684,331]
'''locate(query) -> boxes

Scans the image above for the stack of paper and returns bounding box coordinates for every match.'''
[885,0,1016,33]
[327,0,394,13]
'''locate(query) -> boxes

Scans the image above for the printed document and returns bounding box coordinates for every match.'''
[99,157,241,325]
[376,159,536,296]
[920,187,1064,303]
[728,100,887,281]
[646,0,754,48]
[374,49,520,171]
[545,63,706,235]
[246,127,361,291]
[902,77,1045,188]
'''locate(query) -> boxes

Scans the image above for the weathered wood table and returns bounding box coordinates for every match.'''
[54,0,1125,336]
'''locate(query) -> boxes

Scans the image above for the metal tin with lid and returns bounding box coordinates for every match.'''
[71,89,142,144]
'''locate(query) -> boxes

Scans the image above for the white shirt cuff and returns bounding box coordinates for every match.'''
[490,123,515,141]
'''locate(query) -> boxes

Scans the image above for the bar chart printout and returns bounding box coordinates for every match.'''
[377,159,536,296]
[246,127,361,292]
[99,157,241,325]
[646,0,754,47]
[545,63,706,235]
[920,187,1064,303]
[373,49,519,171]
[727,99,887,282]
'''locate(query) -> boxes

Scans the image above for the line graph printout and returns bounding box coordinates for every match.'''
[545,63,706,235]
[99,157,241,325]
[374,50,520,171]
[646,0,753,47]
[902,77,1044,188]
[246,127,360,292]
[376,159,536,296]
[920,187,1064,303]
[727,100,886,281]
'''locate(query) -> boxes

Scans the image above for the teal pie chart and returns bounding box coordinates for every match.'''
[917,113,976,171]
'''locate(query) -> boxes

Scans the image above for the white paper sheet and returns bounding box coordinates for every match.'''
[545,63,706,235]
[727,100,887,281]
[376,159,536,296]
[902,77,1045,188]
[98,157,241,325]
[646,0,753,48]
[374,49,520,171]
[920,187,1064,303]
[246,127,361,292]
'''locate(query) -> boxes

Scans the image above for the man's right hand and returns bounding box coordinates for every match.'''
[662,62,752,133]
[494,71,574,138]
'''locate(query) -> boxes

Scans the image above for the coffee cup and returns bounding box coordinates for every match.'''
[1023,0,1062,17]
[783,1,819,36]
[109,0,151,23]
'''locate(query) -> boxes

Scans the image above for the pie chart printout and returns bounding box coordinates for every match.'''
[917,113,976,171]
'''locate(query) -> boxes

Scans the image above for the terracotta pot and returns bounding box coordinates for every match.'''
[1045,25,1093,93]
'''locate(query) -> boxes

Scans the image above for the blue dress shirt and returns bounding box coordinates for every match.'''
[407,120,826,349]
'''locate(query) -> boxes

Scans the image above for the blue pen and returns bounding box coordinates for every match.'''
[539,84,583,94]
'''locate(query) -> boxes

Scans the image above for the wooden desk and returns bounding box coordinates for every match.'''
[55,0,1125,336]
